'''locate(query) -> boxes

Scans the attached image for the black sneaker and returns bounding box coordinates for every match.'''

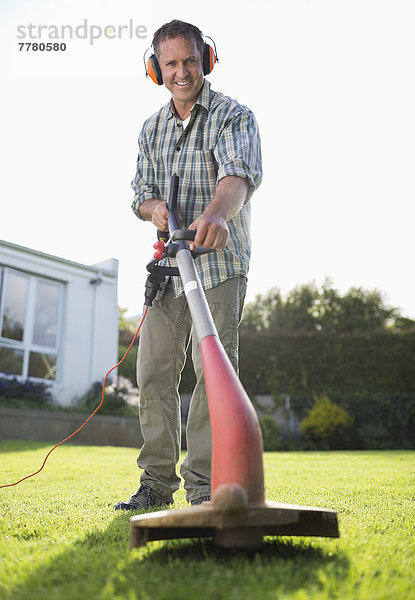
[114,484,172,511]
[191,495,211,506]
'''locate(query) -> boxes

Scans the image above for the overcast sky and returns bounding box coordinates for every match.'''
[1,0,414,318]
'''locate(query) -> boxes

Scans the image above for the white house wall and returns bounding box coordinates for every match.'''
[0,240,119,407]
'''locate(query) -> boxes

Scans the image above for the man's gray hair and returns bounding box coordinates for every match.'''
[152,20,205,59]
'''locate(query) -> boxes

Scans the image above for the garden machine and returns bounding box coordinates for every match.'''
[129,174,339,549]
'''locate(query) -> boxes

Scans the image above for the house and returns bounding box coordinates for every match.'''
[0,240,119,406]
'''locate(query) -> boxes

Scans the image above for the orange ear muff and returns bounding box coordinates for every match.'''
[203,42,217,75]
[146,54,163,85]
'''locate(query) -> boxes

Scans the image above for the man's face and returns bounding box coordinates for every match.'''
[157,36,204,117]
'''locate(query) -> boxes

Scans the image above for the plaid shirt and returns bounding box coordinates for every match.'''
[131,79,262,297]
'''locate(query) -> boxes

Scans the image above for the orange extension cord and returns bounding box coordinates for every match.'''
[0,305,149,489]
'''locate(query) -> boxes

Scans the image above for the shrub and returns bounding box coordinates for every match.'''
[300,394,353,449]
[260,415,282,451]
[117,345,138,385]
[75,382,138,417]
[0,377,55,409]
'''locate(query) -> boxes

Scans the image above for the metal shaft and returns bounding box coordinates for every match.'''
[175,248,217,343]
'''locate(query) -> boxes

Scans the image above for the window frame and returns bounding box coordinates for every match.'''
[0,267,64,383]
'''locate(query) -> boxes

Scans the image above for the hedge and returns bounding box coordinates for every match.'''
[118,329,415,449]
[239,329,415,396]
[238,329,415,449]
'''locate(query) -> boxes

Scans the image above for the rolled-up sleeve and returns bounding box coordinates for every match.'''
[131,132,161,220]
[214,110,262,195]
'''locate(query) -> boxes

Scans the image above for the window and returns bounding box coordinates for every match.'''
[0,268,63,381]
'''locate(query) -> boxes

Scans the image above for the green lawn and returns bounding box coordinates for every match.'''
[0,441,414,600]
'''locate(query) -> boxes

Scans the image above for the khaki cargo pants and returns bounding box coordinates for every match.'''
[136,275,247,504]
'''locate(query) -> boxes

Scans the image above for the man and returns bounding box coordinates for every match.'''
[115,19,262,510]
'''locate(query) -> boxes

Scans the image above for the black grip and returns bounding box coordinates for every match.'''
[167,173,181,234]
[171,230,196,242]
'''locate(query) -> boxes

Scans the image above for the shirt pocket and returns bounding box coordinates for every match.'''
[178,149,218,222]
[186,149,217,196]
[189,150,218,189]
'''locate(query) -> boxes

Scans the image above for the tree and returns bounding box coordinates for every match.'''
[118,308,140,384]
[241,280,412,334]
[242,288,283,332]
[315,284,397,333]
[119,307,140,346]
[242,284,317,333]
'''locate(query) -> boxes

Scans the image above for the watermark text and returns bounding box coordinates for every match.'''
[17,19,147,46]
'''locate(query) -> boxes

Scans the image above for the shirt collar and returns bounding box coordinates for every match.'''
[194,79,211,113]
[166,79,212,120]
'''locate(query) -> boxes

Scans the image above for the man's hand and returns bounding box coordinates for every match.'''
[188,176,249,251]
[139,198,169,231]
[151,201,170,231]
[189,212,229,250]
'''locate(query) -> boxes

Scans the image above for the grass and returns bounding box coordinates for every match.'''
[0,441,414,600]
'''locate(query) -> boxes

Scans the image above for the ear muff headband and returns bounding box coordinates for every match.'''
[144,39,218,85]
